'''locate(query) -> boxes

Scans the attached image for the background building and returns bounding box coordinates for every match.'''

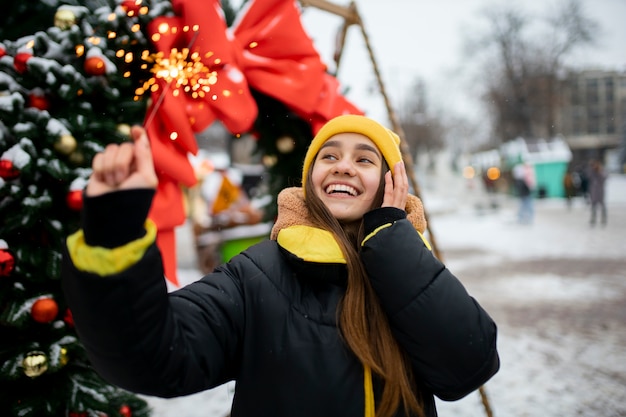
[558,69,626,172]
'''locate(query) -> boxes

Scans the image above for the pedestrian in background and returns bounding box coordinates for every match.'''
[512,162,536,224]
[62,115,499,417]
[588,159,608,226]
[577,164,590,203]
[563,169,579,210]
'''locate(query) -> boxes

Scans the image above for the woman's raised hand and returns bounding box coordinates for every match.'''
[86,126,158,197]
[382,161,408,210]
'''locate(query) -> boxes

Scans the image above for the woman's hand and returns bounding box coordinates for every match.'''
[86,126,158,197]
[381,161,408,210]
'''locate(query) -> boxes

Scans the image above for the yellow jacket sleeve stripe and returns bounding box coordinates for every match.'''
[66,220,157,276]
[362,223,432,251]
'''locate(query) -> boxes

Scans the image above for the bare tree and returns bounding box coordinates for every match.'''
[443,114,482,172]
[468,0,598,143]
[398,79,446,170]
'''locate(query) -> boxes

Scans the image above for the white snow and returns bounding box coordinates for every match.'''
[142,171,626,417]
[0,92,25,113]
[1,142,31,169]
[46,118,70,137]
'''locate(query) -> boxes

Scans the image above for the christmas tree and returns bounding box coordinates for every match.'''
[0,0,173,415]
[1,0,360,412]
[250,89,314,220]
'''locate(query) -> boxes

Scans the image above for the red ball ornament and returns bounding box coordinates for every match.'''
[119,405,132,417]
[121,0,142,16]
[28,93,50,111]
[66,189,83,211]
[64,308,74,327]
[84,56,106,76]
[0,45,6,58]
[14,52,32,73]
[0,248,15,277]
[0,160,20,180]
[31,297,59,323]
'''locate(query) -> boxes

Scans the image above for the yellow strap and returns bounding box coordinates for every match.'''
[66,220,157,276]
[364,364,375,417]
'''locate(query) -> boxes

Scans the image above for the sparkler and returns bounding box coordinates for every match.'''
[142,28,211,129]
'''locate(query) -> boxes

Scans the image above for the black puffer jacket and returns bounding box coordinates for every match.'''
[62,188,499,417]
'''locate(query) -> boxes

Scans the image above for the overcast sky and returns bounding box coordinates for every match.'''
[296,0,626,129]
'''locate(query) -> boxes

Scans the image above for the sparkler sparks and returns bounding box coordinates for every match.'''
[134,47,217,101]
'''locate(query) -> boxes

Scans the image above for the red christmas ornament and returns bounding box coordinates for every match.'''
[84,56,106,76]
[119,405,132,417]
[28,93,50,111]
[0,160,20,180]
[64,308,75,327]
[121,0,142,16]
[66,189,83,211]
[0,248,15,277]
[0,45,6,58]
[31,297,59,323]
[14,51,32,73]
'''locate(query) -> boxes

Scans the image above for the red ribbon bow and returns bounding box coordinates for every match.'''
[144,0,362,285]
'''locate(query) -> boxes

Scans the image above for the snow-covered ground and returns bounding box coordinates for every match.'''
[144,171,626,417]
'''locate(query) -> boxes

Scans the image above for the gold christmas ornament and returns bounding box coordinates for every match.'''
[262,154,277,168]
[59,347,69,367]
[276,136,295,154]
[54,134,78,155]
[22,351,48,378]
[54,9,77,30]
[117,123,132,138]
[68,150,85,166]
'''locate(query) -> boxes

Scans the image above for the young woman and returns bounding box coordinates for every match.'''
[63,115,499,417]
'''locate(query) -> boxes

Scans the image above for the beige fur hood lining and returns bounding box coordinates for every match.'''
[270,187,427,240]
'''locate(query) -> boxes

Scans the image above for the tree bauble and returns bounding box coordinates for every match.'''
[31,297,59,323]
[14,52,32,73]
[117,123,132,137]
[54,134,78,155]
[54,9,77,30]
[276,135,295,153]
[28,93,50,111]
[0,248,15,276]
[66,189,83,211]
[68,150,86,166]
[59,347,69,367]
[64,308,74,327]
[121,0,142,16]
[22,351,48,378]
[0,160,20,180]
[119,404,132,417]
[84,56,106,76]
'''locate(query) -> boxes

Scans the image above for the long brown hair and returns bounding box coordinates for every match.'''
[303,161,424,417]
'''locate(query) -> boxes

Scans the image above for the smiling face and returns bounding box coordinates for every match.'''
[310,132,385,223]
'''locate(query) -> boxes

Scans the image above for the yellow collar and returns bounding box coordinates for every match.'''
[276,225,346,264]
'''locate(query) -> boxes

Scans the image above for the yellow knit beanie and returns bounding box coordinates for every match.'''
[301,114,403,190]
